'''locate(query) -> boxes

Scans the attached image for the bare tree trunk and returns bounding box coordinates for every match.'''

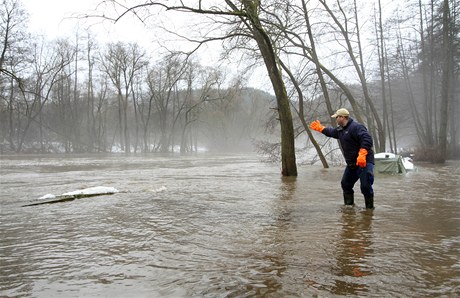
[320,0,385,152]
[438,0,452,162]
[301,0,334,125]
[123,86,131,153]
[376,0,389,152]
[6,81,17,151]
[130,78,142,153]
[419,0,435,147]
[384,49,398,154]
[72,36,81,152]
[450,0,459,156]
[116,91,124,151]
[240,0,297,176]
[86,35,96,152]
[396,24,426,146]
[95,81,108,152]
[279,59,329,169]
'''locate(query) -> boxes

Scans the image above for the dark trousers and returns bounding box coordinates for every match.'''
[341,163,374,197]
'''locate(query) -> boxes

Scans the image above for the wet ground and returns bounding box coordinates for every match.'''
[0,153,459,297]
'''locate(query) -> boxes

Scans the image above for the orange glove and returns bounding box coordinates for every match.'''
[356,148,368,168]
[309,120,325,133]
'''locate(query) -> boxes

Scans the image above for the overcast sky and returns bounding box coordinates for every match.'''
[21,1,224,57]
[23,0,98,36]
[21,0,161,48]
[17,0,274,92]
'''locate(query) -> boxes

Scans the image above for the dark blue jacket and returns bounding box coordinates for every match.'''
[322,118,374,165]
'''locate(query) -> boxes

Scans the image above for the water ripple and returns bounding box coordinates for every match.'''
[1,154,459,297]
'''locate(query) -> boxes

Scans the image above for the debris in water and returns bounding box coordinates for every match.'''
[22,186,119,207]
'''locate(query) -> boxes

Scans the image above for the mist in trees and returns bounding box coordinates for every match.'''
[1,0,459,166]
[0,0,274,154]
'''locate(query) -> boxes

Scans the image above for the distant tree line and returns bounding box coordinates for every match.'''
[0,1,273,154]
[1,0,459,167]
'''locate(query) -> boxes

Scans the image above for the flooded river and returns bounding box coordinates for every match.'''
[0,153,459,297]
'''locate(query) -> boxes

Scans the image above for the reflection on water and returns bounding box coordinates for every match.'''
[0,153,459,297]
[332,209,374,295]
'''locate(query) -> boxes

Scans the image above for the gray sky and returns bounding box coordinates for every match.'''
[22,0,153,45]
[19,0,273,92]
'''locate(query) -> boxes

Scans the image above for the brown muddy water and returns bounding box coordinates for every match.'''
[0,153,459,297]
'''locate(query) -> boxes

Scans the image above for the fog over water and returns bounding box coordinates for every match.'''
[0,153,459,297]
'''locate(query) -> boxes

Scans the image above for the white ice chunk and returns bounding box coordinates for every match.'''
[62,186,119,196]
[38,194,56,200]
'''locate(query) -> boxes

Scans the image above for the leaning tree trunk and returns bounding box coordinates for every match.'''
[241,0,297,176]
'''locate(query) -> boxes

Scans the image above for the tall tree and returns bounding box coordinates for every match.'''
[147,53,188,152]
[438,0,452,162]
[0,0,29,151]
[392,0,459,160]
[318,0,385,152]
[96,0,298,175]
[237,0,297,175]
[100,42,147,153]
[18,38,73,152]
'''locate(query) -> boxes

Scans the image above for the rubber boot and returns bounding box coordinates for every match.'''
[343,193,354,205]
[365,196,374,209]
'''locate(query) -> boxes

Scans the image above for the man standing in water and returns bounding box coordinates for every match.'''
[309,108,375,209]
